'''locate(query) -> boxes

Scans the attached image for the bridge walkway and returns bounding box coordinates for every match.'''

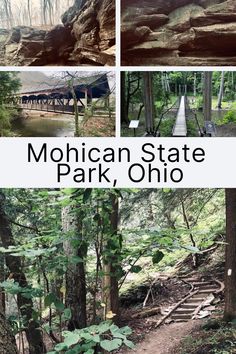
[172,96,187,137]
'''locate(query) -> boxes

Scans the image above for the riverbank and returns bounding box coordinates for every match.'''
[10,109,115,137]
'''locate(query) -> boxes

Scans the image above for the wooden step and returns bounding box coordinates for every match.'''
[192,281,212,286]
[196,285,218,290]
[198,289,217,294]
[186,298,205,303]
[180,278,199,283]
[175,308,194,314]
[172,313,192,320]
[181,303,202,308]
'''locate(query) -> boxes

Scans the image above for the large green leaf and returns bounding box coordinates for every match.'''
[54,298,65,312]
[63,332,81,347]
[152,250,164,264]
[124,339,135,349]
[130,265,142,273]
[97,321,111,334]
[44,293,57,307]
[62,308,72,321]
[120,326,132,335]
[84,350,94,354]
[100,339,122,352]
[54,342,68,351]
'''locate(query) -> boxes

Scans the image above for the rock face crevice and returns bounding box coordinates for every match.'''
[0,0,115,66]
[121,0,236,65]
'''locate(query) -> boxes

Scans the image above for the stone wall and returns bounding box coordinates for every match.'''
[121,0,236,65]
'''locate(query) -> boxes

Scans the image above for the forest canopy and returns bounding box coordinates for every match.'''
[0,188,234,354]
[0,0,74,28]
[121,71,236,137]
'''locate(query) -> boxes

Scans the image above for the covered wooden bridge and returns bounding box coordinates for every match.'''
[14,73,111,115]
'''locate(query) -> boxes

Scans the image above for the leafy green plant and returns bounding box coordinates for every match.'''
[195,96,203,110]
[187,120,198,137]
[159,118,175,136]
[48,321,134,354]
[0,106,11,136]
[217,110,236,126]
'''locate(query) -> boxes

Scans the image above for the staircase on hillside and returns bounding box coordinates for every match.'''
[170,278,222,323]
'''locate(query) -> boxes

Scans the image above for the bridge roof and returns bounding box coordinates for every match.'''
[18,72,110,97]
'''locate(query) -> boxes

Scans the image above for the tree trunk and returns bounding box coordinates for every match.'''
[62,204,87,330]
[0,193,46,354]
[0,311,17,354]
[193,73,197,97]
[224,189,236,321]
[203,72,212,121]
[102,193,120,324]
[0,254,5,314]
[217,71,224,109]
[121,72,129,124]
[143,72,155,135]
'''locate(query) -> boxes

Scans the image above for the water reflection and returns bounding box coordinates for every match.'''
[12,114,75,137]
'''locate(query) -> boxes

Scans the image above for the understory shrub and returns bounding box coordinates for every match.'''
[0,105,11,136]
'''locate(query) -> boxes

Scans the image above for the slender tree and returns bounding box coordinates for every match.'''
[62,196,87,330]
[0,192,46,354]
[224,189,236,321]
[203,72,212,122]
[102,192,120,324]
[143,72,155,134]
[0,311,18,354]
[217,71,224,109]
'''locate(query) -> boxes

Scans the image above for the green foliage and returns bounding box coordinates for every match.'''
[159,118,175,137]
[180,322,236,354]
[0,187,226,350]
[50,321,134,353]
[187,120,198,137]
[217,110,236,126]
[0,72,21,105]
[0,106,12,136]
[195,96,203,110]
[152,250,164,264]
[44,293,65,311]
[0,280,43,299]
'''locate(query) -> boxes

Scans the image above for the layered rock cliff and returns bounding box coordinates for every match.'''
[0,0,115,66]
[121,0,236,65]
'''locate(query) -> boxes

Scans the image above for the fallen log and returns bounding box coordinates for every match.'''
[132,306,160,319]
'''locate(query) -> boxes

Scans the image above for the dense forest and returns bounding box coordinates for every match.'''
[121,71,236,137]
[0,188,235,353]
[0,0,115,66]
[0,0,74,28]
[0,71,115,137]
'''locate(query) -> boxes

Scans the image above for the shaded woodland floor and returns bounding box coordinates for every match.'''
[123,321,201,354]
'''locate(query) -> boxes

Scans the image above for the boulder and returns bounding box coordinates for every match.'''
[121,26,151,50]
[69,0,115,65]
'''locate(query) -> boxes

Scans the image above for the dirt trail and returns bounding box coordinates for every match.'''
[124,320,201,354]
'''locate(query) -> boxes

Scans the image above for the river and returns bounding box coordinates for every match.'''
[12,112,75,137]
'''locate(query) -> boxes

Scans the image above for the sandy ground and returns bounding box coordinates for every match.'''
[123,321,201,354]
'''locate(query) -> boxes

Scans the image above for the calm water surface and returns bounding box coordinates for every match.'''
[12,114,75,137]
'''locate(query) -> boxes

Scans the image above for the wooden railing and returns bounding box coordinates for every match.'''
[19,103,77,115]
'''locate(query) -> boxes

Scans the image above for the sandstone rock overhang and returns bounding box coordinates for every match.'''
[121,0,236,66]
[0,0,115,66]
